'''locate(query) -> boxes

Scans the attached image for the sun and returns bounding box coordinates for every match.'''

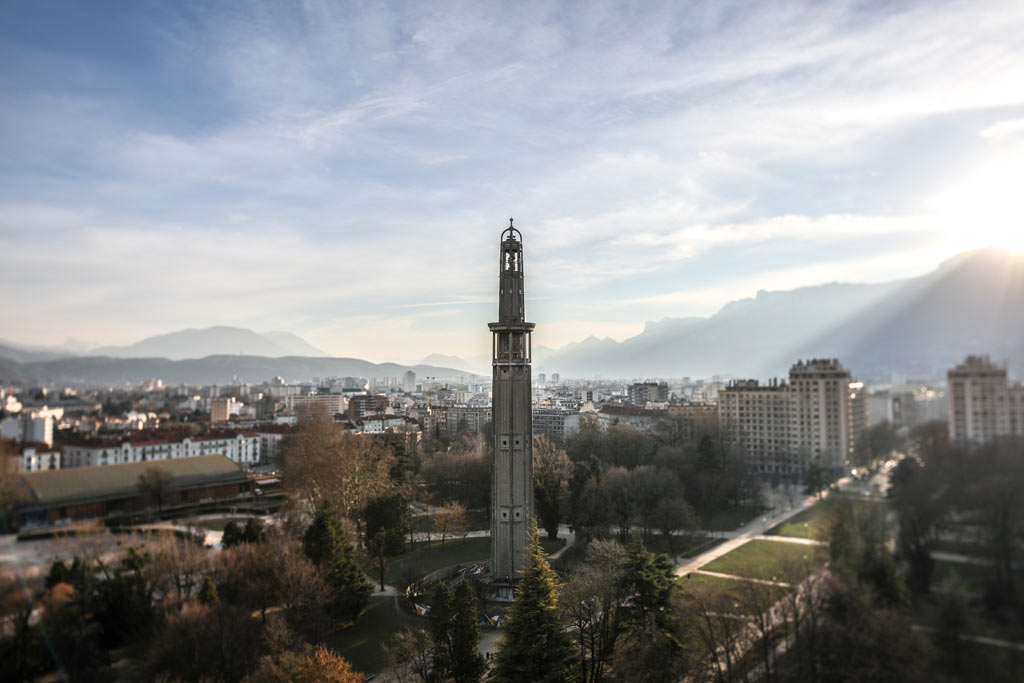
[929,155,1024,253]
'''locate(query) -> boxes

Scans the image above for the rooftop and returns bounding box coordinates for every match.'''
[20,454,247,508]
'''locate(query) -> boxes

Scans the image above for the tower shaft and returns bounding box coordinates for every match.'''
[489,223,534,579]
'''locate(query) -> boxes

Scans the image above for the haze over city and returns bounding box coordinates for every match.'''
[3,0,1024,362]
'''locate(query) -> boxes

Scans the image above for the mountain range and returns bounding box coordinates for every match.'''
[533,248,1024,380]
[0,355,470,387]
[1,248,1021,385]
[0,327,329,362]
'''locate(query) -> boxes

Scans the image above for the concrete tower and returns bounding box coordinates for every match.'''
[489,220,535,579]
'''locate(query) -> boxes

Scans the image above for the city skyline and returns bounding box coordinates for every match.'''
[3,1,1024,362]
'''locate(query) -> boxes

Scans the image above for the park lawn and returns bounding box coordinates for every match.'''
[410,508,490,533]
[707,504,765,532]
[766,494,883,540]
[385,536,567,586]
[644,534,726,559]
[932,538,988,556]
[676,573,789,615]
[386,537,491,585]
[931,558,1002,594]
[326,595,419,675]
[912,594,1024,646]
[702,539,823,583]
[948,642,1024,683]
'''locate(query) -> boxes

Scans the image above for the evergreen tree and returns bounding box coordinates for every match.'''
[493,522,572,683]
[451,582,486,683]
[242,518,265,544]
[429,583,455,680]
[45,559,71,589]
[364,493,411,556]
[303,509,372,624]
[199,576,220,607]
[303,508,341,565]
[619,533,675,636]
[223,520,244,548]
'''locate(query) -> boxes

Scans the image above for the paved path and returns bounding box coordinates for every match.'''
[547,525,576,561]
[933,550,996,566]
[913,625,1024,652]
[692,569,792,588]
[755,535,824,546]
[675,479,850,577]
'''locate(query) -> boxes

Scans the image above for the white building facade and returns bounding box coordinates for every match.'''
[63,432,261,469]
[948,355,1024,444]
[720,358,868,475]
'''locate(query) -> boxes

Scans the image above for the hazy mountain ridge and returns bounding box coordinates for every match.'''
[0,355,471,387]
[420,353,480,373]
[4,249,1021,384]
[536,249,1024,379]
[90,326,330,360]
[0,341,73,363]
[804,249,1024,378]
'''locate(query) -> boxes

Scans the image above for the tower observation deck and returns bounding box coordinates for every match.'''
[488,219,535,580]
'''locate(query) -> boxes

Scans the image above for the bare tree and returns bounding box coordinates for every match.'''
[385,628,433,683]
[687,588,747,683]
[533,436,571,539]
[147,531,207,611]
[137,465,174,513]
[435,501,468,546]
[651,498,697,556]
[561,539,626,683]
[0,440,29,531]
[279,405,396,527]
[144,603,261,683]
[735,578,784,683]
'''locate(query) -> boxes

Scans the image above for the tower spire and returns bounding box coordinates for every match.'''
[488,220,535,581]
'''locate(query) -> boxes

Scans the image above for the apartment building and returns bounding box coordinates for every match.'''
[948,355,1024,444]
[532,407,581,446]
[63,430,261,469]
[720,358,867,475]
[628,382,669,406]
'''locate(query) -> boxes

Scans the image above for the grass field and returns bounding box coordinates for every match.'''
[702,539,823,582]
[384,535,566,586]
[676,573,789,615]
[766,494,884,540]
[410,509,490,533]
[643,534,726,558]
[931,558,1001,594]
[707,504,766,532]
[325,595,419,675]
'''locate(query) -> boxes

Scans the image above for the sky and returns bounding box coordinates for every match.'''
[2,0,1024,363]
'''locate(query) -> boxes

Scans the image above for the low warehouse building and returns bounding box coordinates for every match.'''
[17,454,252,528]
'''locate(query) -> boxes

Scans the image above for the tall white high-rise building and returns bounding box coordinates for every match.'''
[720,358,867,475]
[948,355,1024,444]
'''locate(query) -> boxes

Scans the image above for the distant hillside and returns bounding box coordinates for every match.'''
[0,340,75,363]
[261,331,330,357]
[90,326,330,360]
[0,355,473,387]
[805,248,1024,378]
[537,248,1024,380]
[537,282,898,378]
[420,353,481,373]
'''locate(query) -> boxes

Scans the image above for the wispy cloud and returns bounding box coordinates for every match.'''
[2,1,1024,359]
